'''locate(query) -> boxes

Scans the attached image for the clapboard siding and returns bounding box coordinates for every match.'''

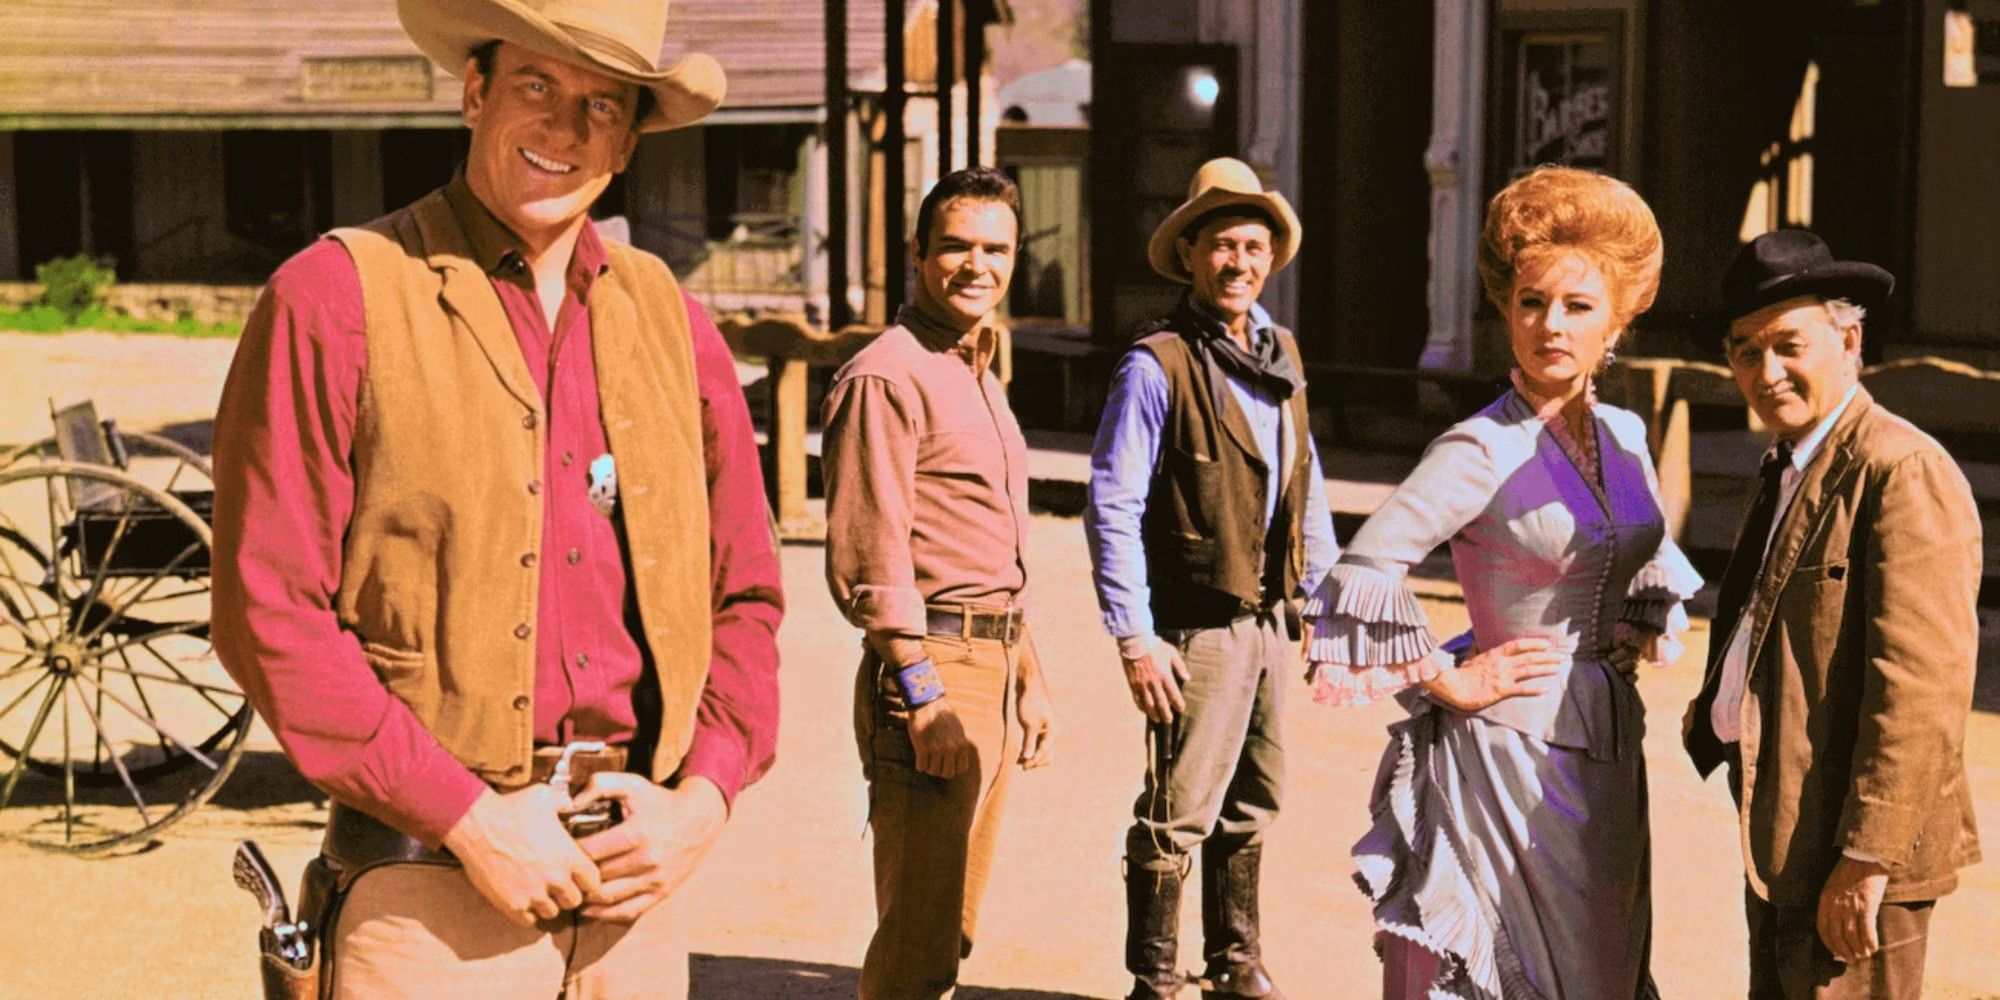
[0,0,895,116]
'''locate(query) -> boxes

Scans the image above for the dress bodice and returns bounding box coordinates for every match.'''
[1452,393,1666,662]
[1304,390,1702,758]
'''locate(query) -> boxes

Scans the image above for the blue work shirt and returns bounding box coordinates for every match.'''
[1084,302,1341,642]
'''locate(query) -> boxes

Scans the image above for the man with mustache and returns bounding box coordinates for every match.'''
[822,166,1057,999]
[1085,157,1338,999]
[211,1,782,994]
[1684,230,1981,998]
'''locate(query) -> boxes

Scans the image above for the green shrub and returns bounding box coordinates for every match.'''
[34,254,116,320]
[0,305,237,338]
[0,305,71,332]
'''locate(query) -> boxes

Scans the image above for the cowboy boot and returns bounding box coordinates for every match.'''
[1125,863,1187,999]
[1199,844,1284,999]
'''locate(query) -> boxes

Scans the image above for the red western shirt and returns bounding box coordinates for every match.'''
[214,181,782,845]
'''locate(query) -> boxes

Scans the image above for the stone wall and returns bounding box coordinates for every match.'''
[0,281,260,326]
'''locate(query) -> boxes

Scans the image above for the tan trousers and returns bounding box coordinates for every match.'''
[853,633,1022,1000]
[328,862,687,999]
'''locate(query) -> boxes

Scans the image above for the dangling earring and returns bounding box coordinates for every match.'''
[1602,332,1622,370]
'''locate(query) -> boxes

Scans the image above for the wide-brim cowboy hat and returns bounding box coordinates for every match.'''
[1146,157,1302,283]
[399,0,725,133]
[1720,228,1894,322]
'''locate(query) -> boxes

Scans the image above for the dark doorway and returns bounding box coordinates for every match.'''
[1090,42,1240,344]
[1296,2,1434,367]
[14,130,134,278]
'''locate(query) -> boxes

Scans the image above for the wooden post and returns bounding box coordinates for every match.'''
[825,0,852,328]
[937,0,956,178]
[768,356,813,536]
[0,134,18,280]
[884,0,907,313]
[1657,398,1692,541]
[965,5,984,168]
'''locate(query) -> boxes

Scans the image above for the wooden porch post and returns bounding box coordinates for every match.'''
[884,0,907,312]
[937,0,956,178]
[825,0,853,328]
[965,4,985,167]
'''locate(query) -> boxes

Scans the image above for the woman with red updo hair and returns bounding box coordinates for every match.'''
[1301,166,1700,998]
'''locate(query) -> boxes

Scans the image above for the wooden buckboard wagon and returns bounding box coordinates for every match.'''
[0,401,247,853]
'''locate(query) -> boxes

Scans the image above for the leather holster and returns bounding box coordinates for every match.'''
[253,855,337,1000]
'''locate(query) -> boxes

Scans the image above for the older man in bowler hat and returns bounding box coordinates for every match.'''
[1085,157,1340,999]
[1684,230,1982,998]
[212,1,783,994]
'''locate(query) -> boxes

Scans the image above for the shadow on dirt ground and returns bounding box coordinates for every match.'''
[690,954,1098,999]
[2,751,319,812]
[207,750,326,810]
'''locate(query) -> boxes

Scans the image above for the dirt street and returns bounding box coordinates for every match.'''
[1,332,1996,998]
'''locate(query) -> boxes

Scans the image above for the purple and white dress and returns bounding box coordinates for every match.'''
[1304,385,1700,1000]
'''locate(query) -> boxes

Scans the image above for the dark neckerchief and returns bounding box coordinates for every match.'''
[1171,295,1304,403]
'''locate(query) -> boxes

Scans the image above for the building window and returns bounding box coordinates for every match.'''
[1490,11,1625,185]
[1738,61,1819,241]
[703,125,810,241]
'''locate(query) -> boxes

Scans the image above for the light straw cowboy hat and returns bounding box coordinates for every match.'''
[1146,157,1302,283]
[398,0,725,132]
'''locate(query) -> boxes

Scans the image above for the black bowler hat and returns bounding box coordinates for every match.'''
[1720,229,1894,322]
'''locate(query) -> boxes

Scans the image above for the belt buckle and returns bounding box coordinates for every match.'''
[550,740,616,836]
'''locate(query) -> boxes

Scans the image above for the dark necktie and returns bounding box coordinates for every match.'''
[1710,441,1796,649]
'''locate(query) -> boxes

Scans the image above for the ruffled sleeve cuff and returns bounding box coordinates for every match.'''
[1303,561,1442,705]
[1303,562,1436,664]
[1618,552,1702,636]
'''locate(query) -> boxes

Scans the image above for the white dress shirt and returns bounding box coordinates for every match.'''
[1711,383,1860,742]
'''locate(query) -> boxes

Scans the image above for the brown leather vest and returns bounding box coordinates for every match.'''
[327,189,711,786]
[1135,323,1312,629]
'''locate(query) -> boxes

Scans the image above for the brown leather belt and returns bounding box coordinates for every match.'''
[925,604,1024,644]
[322,743,630,870]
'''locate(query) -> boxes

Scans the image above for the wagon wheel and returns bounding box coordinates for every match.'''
[0,462,248,853]
[2,428,213,488]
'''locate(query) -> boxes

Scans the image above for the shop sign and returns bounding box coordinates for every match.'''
[1500,26,1620,175]
[301,56,434,102]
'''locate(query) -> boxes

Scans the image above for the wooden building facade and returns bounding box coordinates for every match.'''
[0,0,1011,324]
[1089,0,2000,368]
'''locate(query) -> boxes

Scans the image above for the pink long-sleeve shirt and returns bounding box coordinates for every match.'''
[213,181,782,846]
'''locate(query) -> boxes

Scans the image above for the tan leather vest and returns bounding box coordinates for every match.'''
[328,189,711,786]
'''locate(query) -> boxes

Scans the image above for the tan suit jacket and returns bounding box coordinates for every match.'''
[1686,388,1983,905]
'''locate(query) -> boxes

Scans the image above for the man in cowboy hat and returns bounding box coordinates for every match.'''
[1683,229,1981,998]
[211,1,782,994]
[822,166,1057,1000]
[1085,157,1338,999]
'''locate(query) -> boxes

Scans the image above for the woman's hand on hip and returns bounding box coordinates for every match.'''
[1421,637,1563,712]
